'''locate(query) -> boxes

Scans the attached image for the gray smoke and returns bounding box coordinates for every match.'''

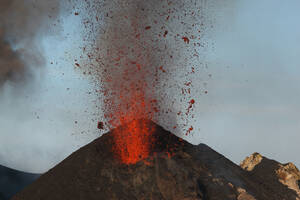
[0,0,61,85]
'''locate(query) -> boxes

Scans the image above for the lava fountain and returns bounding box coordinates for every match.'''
[99,8,159,164]
[82,0,202,164]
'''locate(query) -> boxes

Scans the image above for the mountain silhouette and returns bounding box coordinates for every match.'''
[0,164,39,200]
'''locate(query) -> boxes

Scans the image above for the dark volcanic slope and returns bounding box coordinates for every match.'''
[11,120,300,200]
[0,165,39,200]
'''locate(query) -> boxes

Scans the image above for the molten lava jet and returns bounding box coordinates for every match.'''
[112,118,156,164]
[100,15,159,164]
[84,0,198,165]
[109,84,157,164]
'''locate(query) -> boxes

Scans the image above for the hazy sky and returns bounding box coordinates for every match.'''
[1,0,300,173]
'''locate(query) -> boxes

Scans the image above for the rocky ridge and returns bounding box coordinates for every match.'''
[241,152,300,199]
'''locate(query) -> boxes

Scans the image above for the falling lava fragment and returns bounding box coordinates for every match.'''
[182,36,190,44]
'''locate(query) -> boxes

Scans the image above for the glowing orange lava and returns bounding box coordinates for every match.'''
[109,86,156,164]
[112,118,155,164]
[100,13,159,164]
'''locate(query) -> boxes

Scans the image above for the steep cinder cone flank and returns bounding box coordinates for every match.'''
[11,120,300,200]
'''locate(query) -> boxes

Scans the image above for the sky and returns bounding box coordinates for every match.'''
[199,0,300,168]
[0,0,300,173]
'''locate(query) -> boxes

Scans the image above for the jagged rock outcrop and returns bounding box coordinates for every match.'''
[10,120,300,200]
[241,153,300,199]
[240,153,263,171]
[276,162,300,196]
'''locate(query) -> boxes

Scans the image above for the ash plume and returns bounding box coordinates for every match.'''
[0,0,61,85]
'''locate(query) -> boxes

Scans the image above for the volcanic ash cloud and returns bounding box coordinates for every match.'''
[0,0,61,85]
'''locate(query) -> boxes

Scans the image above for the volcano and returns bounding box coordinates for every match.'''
[11,120,300,200]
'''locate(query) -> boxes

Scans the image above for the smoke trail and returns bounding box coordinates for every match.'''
[0,0,61,85]
[0,0,79,173]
